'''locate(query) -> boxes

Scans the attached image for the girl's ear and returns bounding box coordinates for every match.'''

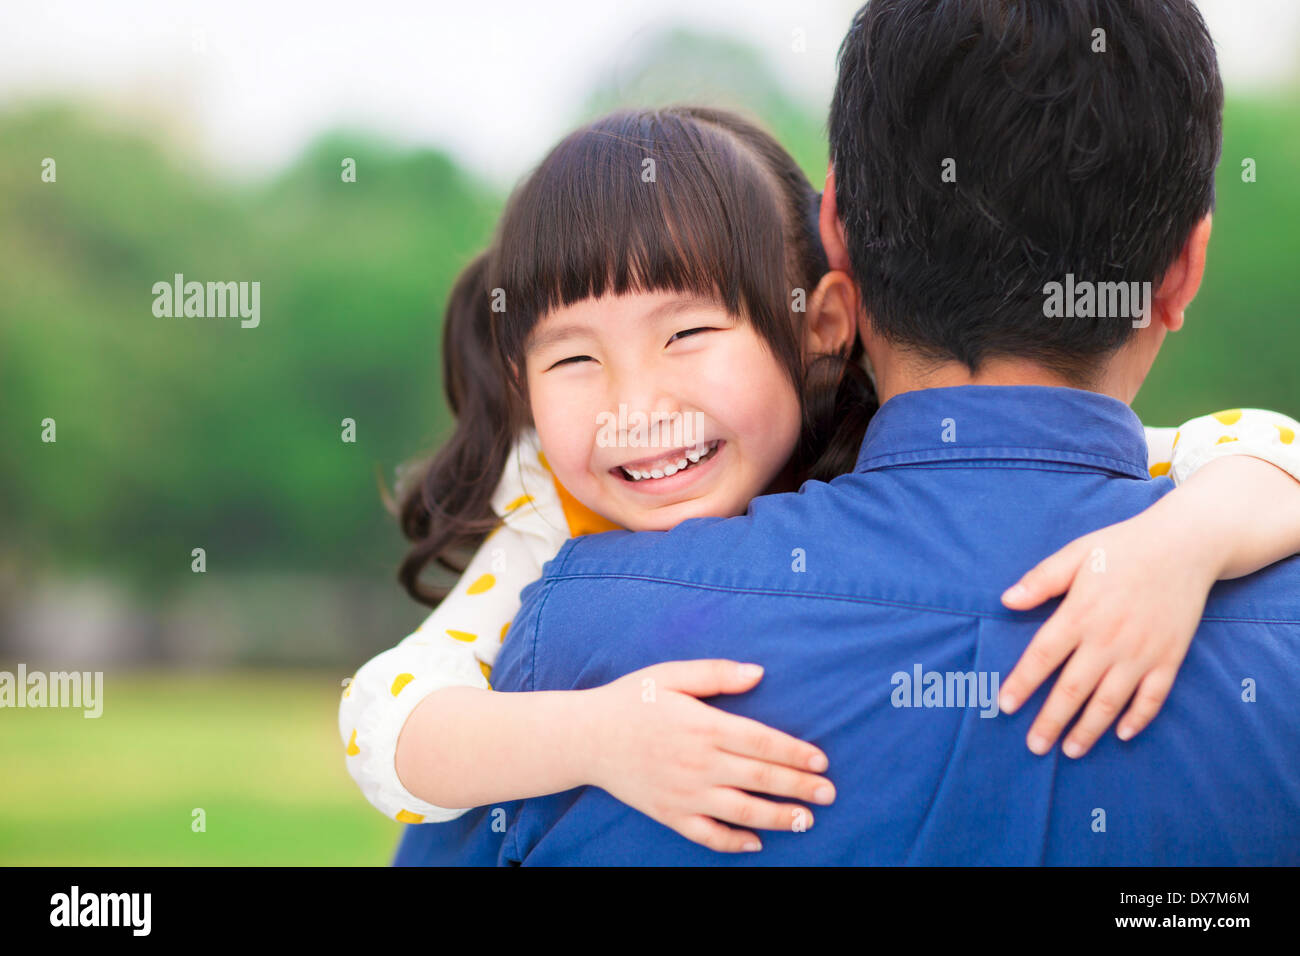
[804,270,859,357]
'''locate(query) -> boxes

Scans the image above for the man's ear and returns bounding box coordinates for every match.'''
[804,270,859,357]
[820,165,852,273]
[1152,214,1212,332]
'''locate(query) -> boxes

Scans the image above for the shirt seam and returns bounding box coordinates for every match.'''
[857,447,1148,478]
[534,571,1300,626]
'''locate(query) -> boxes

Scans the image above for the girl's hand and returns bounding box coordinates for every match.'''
[582,660,835,853]
[997,511,1219,759]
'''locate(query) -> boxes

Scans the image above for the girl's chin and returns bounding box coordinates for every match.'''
[610,489,750,532]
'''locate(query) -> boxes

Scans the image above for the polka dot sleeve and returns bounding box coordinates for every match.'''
[1144,408,1300,485]
[338,428,571,823]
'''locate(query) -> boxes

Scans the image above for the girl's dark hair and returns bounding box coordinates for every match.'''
[395,251,523,605]
[398,106,876,607]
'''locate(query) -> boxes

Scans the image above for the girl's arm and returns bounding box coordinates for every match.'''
[339,515,543,823]
[395,658,836,854]
[342,435,834,850]
[998,407,1300,757]
[354,524,835,849]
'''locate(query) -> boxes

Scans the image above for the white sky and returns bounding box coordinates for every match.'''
[0,0,1295,187]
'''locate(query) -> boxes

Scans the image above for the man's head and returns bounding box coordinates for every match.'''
[823,0,1223,400]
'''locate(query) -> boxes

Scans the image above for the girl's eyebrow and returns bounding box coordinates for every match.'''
[639,293,723,326]
[526,324,593,355]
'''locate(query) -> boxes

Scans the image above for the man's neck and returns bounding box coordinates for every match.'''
[866,344,1135,407]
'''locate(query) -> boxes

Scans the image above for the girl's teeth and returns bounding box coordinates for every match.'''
[622,440,718,482]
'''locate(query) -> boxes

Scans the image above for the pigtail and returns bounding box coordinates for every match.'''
[395,250,522,607]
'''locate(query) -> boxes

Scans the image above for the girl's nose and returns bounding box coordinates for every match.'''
[608,383,685,447]
[611,371,679,418]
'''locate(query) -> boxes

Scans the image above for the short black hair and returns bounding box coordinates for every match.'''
[829,0,1223,381]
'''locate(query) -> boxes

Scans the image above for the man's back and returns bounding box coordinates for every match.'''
[488,386,1300,865]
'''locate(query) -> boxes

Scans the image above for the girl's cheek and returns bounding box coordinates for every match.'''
[532,380,599,489]
[715,339,802,457]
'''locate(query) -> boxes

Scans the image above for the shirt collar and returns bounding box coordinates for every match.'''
[855,385,1151,480]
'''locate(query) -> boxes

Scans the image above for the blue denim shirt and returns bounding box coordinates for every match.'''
[393,385,1300,866]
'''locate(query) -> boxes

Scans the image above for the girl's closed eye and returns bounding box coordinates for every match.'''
[667,327,719,345]
[546,354,596,371]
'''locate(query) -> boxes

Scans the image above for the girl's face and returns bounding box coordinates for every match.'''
[524,291,803,532]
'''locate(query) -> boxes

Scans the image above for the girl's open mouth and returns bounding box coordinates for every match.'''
[610,439,724,491]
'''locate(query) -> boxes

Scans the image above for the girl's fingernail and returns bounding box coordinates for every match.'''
[999,693,1017,712]
[1117,725,1135,741]
[743,841,762,852]
[1003,584,1027,603]
[1027,734,1049,755]
[738,664,763,679]
[1063,740,1083,759]
[814,785,835,803]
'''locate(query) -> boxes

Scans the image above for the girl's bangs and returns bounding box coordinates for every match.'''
[491,110,790,359]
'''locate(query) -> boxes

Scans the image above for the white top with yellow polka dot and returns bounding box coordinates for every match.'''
[340,408,1300,824]
[338,427,572,824]
[1144,408,1299,485]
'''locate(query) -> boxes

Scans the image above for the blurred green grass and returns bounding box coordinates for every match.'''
[0,670,400,865]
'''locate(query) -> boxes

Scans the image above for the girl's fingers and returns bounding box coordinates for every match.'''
[1002,536,1090,610]
[1115,665,1179,742]
[651,659,765,698]
[676,815,764,854]
[716,712,830,772]
[720,754,836,806]
[1024,649,1110,755]
[704,787,814,834]
[999,611,1078,715]
[1060,664,1143,758]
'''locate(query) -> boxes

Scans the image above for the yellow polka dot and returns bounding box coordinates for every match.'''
[1278,424,1295,445]
[479,660,493,690]
[395,810,425,824]
[500,621,510,643]
[466,573,496,595]
[1212,409,1242,425]
[1172,431,1180,450]
[504,494,534,512]
[346,729,360,756]
[538,450,551,472]
[1149,462,1171,477]
[446,629,477,642]
[390,673,414,696]
[1216,435,1238,444]
[343,674,355,697]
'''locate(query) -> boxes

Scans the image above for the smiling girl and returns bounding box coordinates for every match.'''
[340,106,1300,854]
